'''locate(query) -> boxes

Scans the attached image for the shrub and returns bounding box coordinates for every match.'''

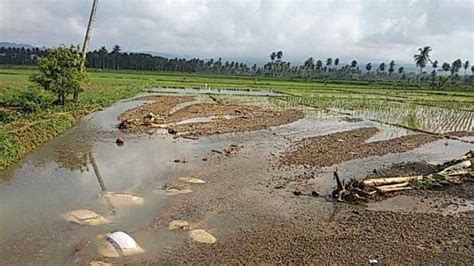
[1,87,54,113]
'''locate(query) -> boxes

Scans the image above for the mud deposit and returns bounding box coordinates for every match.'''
[1,89,473,265]
[117,95,304,137]
[281,127,441,167]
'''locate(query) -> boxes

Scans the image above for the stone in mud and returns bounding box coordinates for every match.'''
[164,187,193,195]
[96,231,145,257]
[178,176,206,184]
[189,229,217,244]
[168,220,190,231]
[61,209,109,226]
[116,138,124,146]
[102,192,144,206]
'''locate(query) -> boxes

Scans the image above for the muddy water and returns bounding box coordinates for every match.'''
[0,89,473,264]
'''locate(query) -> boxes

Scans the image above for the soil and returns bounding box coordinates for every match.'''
[280,127,441,167]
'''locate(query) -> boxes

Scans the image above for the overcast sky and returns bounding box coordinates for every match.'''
[1,0,473,64]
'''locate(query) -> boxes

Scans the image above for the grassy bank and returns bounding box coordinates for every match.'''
[1,68,473,170]
[0,69,155,169]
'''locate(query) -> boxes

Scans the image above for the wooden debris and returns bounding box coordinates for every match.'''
[331,151,473,203]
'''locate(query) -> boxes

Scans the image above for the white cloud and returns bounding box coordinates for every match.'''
[0,0,472,64]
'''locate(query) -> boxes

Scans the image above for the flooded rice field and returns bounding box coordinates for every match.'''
[1,88,473,264]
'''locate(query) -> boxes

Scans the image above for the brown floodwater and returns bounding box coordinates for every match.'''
[0,89,472,264]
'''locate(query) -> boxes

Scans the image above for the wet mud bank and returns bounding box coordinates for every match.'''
[1,90,473,264]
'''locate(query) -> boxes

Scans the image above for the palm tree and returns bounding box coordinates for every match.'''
[463,60,470,75]
[276,50,283,60]
[388,60,396,76]
[442,62,450,73]
[351,60,358,69]
[365,63,372,78]
[451,59,462,75]
[326,58,332,72]
[398,66,404,74]
[334,58,340,70]
[270,52,276,62]
[316,60,323,70]
[413,46,432,84]
[471,65,474,75]
[112,44,121,70]
[377,62,386,73]
[78,0,99,102]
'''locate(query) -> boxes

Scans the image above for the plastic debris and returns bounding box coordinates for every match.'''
[102,192,144,206]
[168,220,190,231]
[189,229,217,244]
[97,231,145,257]
[61,209,109,226]
[178,176,206,184]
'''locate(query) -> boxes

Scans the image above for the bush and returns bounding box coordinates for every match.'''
[1,87,54,113]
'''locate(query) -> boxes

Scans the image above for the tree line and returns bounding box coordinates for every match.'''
[1,45,473,86]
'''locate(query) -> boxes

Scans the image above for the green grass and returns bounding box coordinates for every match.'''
[0,68,473,170]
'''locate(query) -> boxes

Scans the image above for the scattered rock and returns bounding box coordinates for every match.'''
[293,191,302,196]
[189,229,217,244]
[102,192,144,206]
[169,220,190,231]
[168,128,177,135]
[202,157,208,161]
[178,176,206,184]
[116,138,124,146]
[162,184,193,195]
[174,158,188,163]
[61,209,109,226]
[311,191,320,197]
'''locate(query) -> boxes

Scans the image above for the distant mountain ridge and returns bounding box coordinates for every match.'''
[0,42,37,49]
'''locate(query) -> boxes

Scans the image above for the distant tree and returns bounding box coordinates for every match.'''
[334,58,340,70]
[326,58,332,72]
[31,46,85,105]
[388,60,396,76]
[351,60,358,69]
[398,66,404,74]
[112,44,121,69]
[471,65,474,75]
[270,52,276,62]
[413,46,432,84]
[377,62,386,73]
[450,59,462,75]
[316,60,323,70]
[442,62,450,73]
[365,63,372,72]
[276,50,283,60]
[463,60,470,75]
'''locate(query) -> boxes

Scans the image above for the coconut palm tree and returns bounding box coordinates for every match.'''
[334,58,340,70]
[442,62,450,73]
[471,66,474,75]
[413,46,432,84]
[326,58,332,72]
[398,66,404,74]
[451,59,462,75]
[463,60,470,75]
[77,0,99,102]
[276,50,283,60]
[388,60,396,76]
